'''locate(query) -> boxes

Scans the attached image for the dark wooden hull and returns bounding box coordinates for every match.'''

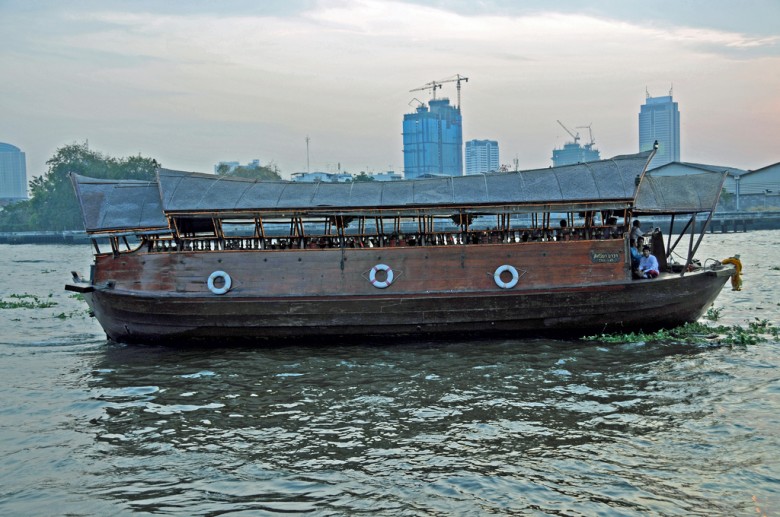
[71,241,733,344]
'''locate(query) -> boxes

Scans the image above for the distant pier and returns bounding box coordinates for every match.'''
[0,231,92,244]
[707,212,780,233]
[1,212,779,244]
[645,211,780,234]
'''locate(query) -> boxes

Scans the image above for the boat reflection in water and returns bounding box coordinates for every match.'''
[65,149,735,344]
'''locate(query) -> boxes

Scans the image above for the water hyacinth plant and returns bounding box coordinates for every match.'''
[0,293,57,309]
[582,319,779,347]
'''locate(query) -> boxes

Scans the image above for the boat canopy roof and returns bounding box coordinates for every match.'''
[69,175,168,234]
[157,151,653,216]
[634,172,727,214]
[70,150,726,234]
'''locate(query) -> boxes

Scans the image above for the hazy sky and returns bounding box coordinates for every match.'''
[2,0,779,180]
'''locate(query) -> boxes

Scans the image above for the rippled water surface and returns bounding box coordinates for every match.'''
[1,232,779,515]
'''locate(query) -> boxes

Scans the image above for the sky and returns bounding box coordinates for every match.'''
[1,0,779,181]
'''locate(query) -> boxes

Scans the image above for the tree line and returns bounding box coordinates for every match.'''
[0,143,282,231]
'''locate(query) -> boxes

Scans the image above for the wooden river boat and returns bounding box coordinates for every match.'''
[66,150,735,344]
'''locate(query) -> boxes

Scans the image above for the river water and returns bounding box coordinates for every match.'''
[1,231,778,516]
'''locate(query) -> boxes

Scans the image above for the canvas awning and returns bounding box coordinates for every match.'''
[70,174,169,233]
[72,150,727,234]
[157,151,654,216]
[634,172,726,214]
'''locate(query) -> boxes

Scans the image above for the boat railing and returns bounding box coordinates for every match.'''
[143,227,627,253]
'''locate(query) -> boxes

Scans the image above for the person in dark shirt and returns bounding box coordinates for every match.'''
[630,239,642,274]
[630,220,644,243]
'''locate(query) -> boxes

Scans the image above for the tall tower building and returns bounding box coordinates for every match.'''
[0,142,27,203]
[551,143,600,167]
[402,99,463,179]
[465,140,499,174]
[639,93,680,169]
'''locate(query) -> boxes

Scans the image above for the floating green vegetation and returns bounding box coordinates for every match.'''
[704,306,722,322]
[56,308,91,319]
[582,319,779,347]
[0,293,58,309]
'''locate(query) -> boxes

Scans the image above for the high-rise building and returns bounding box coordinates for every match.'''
[639,93,680,169]
[402,99,463,179]
[465,140,499,174]
[0,142,27,203]
[551,142,600,167]
[551,122,600,167]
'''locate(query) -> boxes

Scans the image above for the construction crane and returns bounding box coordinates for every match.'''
[435,74,469,110]
[410,81,442,100]
[557,120,580,144]
[409,74,469,110]
[576,124,595,148]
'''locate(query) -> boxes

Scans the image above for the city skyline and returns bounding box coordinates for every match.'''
[1,0,779,181]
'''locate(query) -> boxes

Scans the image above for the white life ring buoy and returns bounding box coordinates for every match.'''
[494,265,519,289]
[207,270,232,295]
[369,264,394,289]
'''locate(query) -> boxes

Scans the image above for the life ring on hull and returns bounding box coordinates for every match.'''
[207,270,232,295]
[369,264,394,289]
[494,265,519,289]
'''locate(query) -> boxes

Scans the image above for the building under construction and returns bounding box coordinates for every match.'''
[552,121,600,167]
[402,75,468,179]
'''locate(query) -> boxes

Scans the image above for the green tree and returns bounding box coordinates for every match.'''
[217,161,282,181]
[353,171,375,182]
[718,187,734,211]
[0,143,158,231]
[0,200,35,232]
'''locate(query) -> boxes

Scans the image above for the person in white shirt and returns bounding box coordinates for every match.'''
[638,245,659,279]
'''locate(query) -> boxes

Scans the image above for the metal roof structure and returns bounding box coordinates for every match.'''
[650,161,747,177]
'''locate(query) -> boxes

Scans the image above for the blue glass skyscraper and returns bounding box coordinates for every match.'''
[402,99,463,179]
[0,142,27,203]
[551,142,600,167]
[639,94,680,169]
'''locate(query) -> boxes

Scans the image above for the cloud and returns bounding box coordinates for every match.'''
[648,25,779,57]
[1,0,778,176]
[69,2,777,85]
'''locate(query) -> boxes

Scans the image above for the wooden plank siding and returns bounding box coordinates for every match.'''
[91,239,629,298]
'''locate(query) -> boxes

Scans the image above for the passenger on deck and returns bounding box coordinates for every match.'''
[638,245,659,279]
[630,239,642,278]
[630,220,644,243]
[557,219,569,241]
[606,217,619,238]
